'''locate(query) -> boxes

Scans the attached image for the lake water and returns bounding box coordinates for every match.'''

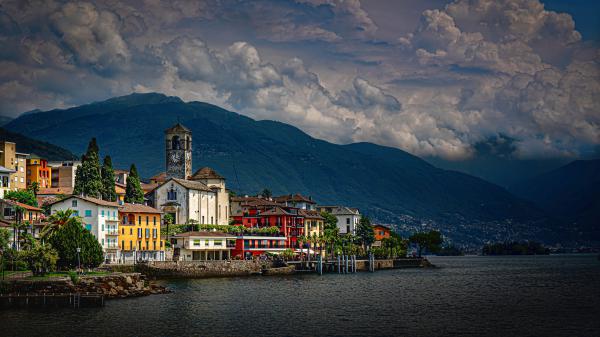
[1,255,599,336]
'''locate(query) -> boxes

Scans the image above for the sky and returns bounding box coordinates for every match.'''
[0,0,598,162]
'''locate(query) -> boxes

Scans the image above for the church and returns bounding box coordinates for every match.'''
[148,123,230,226]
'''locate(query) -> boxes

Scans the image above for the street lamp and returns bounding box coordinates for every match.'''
[76,247,81,274]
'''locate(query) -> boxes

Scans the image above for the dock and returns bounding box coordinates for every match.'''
[0,292,105,308]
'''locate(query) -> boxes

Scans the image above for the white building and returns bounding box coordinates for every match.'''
[0,166,15,198]
[171,231,236,260]
[317,206,361,235]
[150,167,230,226]
[50,195,121,263]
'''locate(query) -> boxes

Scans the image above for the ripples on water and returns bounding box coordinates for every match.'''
[1,255,599,336]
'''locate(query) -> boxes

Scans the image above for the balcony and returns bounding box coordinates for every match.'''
[106,230,119,236]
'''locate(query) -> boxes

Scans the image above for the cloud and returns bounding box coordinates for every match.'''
[0,0,597,161]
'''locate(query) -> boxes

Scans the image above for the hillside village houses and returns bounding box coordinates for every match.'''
[0,122,371,263]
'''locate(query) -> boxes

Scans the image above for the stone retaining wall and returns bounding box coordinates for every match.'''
[137,260,266,278]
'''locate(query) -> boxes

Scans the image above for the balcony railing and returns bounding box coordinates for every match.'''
[106,230,119,236]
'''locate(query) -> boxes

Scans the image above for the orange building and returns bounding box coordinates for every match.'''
[373,224,392,241]
[26,156,52,188]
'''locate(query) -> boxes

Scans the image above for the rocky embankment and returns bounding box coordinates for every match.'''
[0,273,169,299]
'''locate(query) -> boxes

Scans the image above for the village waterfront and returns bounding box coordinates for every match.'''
[1,254,599,337]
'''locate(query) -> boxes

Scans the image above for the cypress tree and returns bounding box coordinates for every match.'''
[73,138,103,198]
[101,156,117,201]
[125,164,144,204]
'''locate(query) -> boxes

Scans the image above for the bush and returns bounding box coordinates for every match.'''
[49,221,104,269]
[21,244,59,276]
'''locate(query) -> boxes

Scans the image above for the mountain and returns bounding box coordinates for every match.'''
[510,159,600,241]
[0,127,78,161]
[0,115,12,126]
[5,93,551,244]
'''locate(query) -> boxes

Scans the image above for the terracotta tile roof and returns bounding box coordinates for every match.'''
[298,209,324,219]
[120,203,163,214]
[173,231,235,238]
[49,195,120,208]
[141,182,159,193]
[150,172,167,183]
[37,187,74,195]
[190,167,225,180]
[2,199,43,212]
[171,178,213,192]
[372,223,391,229]
[273,193,316,204]
[261,207,297,216]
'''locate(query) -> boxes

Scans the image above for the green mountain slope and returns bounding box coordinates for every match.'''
[0,127,77,161]
[5,93,550,243]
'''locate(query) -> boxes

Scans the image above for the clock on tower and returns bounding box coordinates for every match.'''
[165,123,192,179]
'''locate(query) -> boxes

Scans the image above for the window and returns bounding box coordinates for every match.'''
[101,239,105,246]
[346,218,350,225]
[145,228,150,238]
[73,210,79,217]
[153,241,156,250]
[122,228,125,235]
[101,210,104,217]
[137,228,142,238]
[210,216,214,224]
[346,225,350,233]
[121,240,124,248]
[85,210,92,217]
[153,217,156,226]
[122,216,127,224]
[130,228,133,235]
[201,216,204,224]
[153,229,157,238]
[146,216,149,225]
[167,187,177,201]
[214,240,222,246]
[205,240,209,246]
[130,241,133,250]
[101,224,104,231]
[138,216,142,225]
[85,224,92,231]
[112,211,116,218]
[72,200,78,207]
[193,239,201,246]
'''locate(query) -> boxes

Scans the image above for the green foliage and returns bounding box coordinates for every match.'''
[0,228,11,251]
[4,189,37,207]
[28,181,40,195]
[125,164,144,204]
[380,233,407,258]
[260,188,272,198]
[74,138,103,197]
[282,248,294,260]
[48,218,104,269]
[409,230,443,257]
[356,217,375,249]
[482,241,549,255]
[20,243,59,276]
[101,156,117,202]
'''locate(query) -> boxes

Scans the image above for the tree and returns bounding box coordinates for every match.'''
[28,181,40,196]
[21,242,59,276]
[101,156,117,201]
[356,216,375,251]
[73,138,103,197]
[321,211,339,258]
[40,209,81,240]
[409,230,443,257]
[48,217,104,269]
[260,188,272,198]
[4,189,37,207]
[125,164,144,204]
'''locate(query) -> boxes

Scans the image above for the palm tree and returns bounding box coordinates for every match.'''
[40,209,81,240]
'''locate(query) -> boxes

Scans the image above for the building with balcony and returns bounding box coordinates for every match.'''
[171,231,236,261]
[49,195,121,263]
[232,235,287,259]
[0,141,28,190]
[48,160,80,188]
[119,203,164,263]
[273,193,317,210]
[0,199,46,249]
[26,155,52,188]
[0,166,15,199]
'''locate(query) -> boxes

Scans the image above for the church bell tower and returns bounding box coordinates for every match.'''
[165,123,192,179]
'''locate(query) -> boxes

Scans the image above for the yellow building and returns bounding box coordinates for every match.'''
[0,141,28,190]
[300,209,325,252]
[26,156,52,188]
[119,203,165,262]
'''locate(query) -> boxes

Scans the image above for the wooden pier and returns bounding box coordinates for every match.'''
[288,256,429,274]
[0,292,105,308]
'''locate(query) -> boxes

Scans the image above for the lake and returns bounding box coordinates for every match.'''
[1,255,599,336]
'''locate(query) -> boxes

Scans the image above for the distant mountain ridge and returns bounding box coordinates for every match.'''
[0,127,77,161]
[5,93,551,244]
[510,159,600,241]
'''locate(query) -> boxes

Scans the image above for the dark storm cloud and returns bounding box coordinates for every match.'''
[0,0,598,160]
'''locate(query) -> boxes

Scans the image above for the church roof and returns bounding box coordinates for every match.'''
[170,178,213,192]
[190,167,225,180]
[165,123,191,134]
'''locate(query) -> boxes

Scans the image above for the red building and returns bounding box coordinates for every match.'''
[230,196,309,257]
